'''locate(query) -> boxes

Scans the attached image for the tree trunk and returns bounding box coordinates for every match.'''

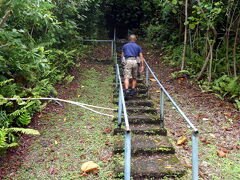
[0,10,11,28]
[233,17,240,77]
[181,0,188,70]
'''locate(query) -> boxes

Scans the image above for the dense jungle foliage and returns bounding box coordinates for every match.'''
[103,0,240,109]
[0,0,239,151]
[0,0,103,150]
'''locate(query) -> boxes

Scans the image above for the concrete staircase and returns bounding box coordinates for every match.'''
[113,50,186,179]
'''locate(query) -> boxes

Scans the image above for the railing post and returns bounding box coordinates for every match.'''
[145,68,149,87]
[116,64,118,88]
[160,90,164,128]
[192,131,199,180]
[117,88,123,128]
[111,40,114,59]
[124,131,131,180]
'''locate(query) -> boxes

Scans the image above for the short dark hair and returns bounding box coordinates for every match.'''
[129,34,137,41]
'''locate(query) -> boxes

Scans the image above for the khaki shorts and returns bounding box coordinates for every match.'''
[123,58,138,79]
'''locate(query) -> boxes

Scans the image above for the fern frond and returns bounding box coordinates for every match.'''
[0,79,14,87]
[6,128,40,135]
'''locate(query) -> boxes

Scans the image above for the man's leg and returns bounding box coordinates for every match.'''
[123,60,131,97]
[130,61,138,96]
[132,79,136,89]
[124,78,130,89]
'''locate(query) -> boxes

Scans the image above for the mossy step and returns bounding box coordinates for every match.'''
[126,115,161,124]
[114,124,167,136]
[115,154,186,179]
[114,135,174,155]
[127,107,157,114]
[119,79,145,84]
[125,99,154,107]
[114,115,161,125]
[113,94,149,104]
[114,88,148,95]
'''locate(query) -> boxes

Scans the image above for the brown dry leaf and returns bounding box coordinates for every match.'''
[156,90,161,93]
[217,150,227,158]
[223,112,232,118]
[81,161,100,173]
[102,128,111,134]
[149,78,156,82]
[177,78,185,83]
[177,136,187,145]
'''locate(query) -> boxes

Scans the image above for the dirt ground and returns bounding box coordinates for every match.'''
[143,44,240,180]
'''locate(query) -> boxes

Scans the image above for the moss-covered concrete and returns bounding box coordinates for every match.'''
[114,135,175,155]
[115,154,186,179]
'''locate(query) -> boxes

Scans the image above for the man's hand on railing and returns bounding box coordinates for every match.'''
[140,65,144,73]
[121,56,126,66]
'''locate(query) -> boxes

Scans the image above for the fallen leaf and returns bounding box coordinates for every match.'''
[164,166,173,169]
[77,95,81,97]
[102,128,111,134]
[49,167,58,174]
[223,112,231,118]
[177,136,187,145]
[156,90,161,93]
[105,141,110,145]
[149,78,156,82]
[54,140,58,145]
[217,150,227,158]
[81,161,100,173]
[220,148,229,153]
[63,117,67,121]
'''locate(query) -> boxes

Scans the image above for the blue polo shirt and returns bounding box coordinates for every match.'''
[122,42,142,58]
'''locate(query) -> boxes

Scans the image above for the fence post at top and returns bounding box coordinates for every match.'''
[111,41,114,59]
[117,88,123,128]
[192,131,199,180]
[160,90,164,128]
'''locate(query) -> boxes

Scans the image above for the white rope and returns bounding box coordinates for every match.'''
[2,97,115,118]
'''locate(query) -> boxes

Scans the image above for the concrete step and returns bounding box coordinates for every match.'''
[125,99,154,107]
[127,107,157,115]
[119,79,145,84]
[115,154,186,179]
[114,135,175,155]
[114,88,148,95]
[113,94,148,103]
[113,115,161,125]
[114,124,167,136]
[128,115,161,124]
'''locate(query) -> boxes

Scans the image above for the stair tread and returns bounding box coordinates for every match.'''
[116,154,186,178]
[114,125,167,136]
[114,135,174,154]
[131,124,166,132]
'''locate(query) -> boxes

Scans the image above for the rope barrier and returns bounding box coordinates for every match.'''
[1,97,116,118]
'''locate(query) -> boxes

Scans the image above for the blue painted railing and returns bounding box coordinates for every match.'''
[144,59,199,180]
[115,62,131,180]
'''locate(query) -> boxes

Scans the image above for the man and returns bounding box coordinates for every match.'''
[121,34,144,96]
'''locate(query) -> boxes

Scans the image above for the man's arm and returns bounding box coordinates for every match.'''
[139,52,144,72]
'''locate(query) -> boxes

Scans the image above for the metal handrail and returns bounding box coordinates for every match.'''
[144,59,199,180]
[116,64,130,131]
[116,64,132,180]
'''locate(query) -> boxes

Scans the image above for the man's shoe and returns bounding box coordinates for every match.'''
[130,88,137,96]
[123,89,130,97]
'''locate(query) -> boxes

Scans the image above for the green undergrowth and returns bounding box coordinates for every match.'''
[4,64,116,179]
